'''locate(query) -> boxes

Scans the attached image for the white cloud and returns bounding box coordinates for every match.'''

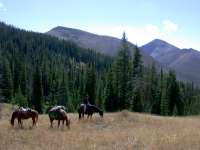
[0,2,3,7]
[162,20,178,31]
[0,2,6,11]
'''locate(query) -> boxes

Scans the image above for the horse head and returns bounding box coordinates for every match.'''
[10,110,19,126]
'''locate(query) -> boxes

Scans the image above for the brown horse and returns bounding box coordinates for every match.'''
[48,109,70,128]
[78,104,103,119]
[10,109,38,128]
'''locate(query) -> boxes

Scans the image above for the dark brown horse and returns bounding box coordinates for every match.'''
[48,109,70,128]
[78,104,103,119]
[10,109,38,127]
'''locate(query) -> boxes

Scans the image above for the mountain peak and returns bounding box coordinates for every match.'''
[141,39,180,58]
[149,39,178,48]
[47,26,156,66]
[141,39,200,86]
[151,39,166,43]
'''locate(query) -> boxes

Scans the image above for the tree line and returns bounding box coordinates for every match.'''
[0,22,200,115]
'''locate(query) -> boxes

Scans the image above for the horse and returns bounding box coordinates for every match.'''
[78,104,103,119]
[10,108,38,128]
[48,109,70,128]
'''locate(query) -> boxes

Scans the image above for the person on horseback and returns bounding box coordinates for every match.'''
[83,95,90,113]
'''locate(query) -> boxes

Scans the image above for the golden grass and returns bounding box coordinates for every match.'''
[0,109,200,150]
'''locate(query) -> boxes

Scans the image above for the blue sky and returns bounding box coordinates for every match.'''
[0,0,199,49]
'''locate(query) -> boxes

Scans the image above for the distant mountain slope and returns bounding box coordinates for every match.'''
[141,39,200,85]
[47,26,156,66]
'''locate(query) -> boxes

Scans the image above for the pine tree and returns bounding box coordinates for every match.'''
[1,58,13,102]
[20,63,27,96]
[13,86,28,106]
[131,46,143,112]
[114,32,130,110]
[160,72,169,116]
[151,69,162,114]
[42,63,50,103]
[57,71,69,107]
[96,78,104,109]
[50,71,59,105]
[31,65,43,113]
[13,58,21,94]
[104,69,117,111]
[167,71,183,115]
[85,64,96,104]
[150,64,158,106]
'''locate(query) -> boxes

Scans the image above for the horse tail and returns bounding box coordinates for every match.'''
[32,110,38,124]
[35,111,39,123]
[11,111,17,126]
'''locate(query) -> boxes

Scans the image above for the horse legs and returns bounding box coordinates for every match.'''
[62,119,65,125]
[32,117,35,127]
[87,112,92,119]
[82,113,84,119]
[58,120,60,128]
[50,119,54,128]
[18,118,20,126]
[18,118,23,128]
[90,113,93,119]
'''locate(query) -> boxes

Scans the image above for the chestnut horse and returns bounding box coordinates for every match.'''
[48,109,70,128]
[10,109,38,127]
[78,104,103,119]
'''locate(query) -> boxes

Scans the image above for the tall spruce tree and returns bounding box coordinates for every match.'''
[151,69,163,114]
[85,64,96,104]
[96,78,104,109]
[32,65,43,113]
[13,86,28,107]
[160,72,169,116]
[167,71,183,115]
[13,58,21,94]
[104,69,117,111]
[1,58,13,102]
[20,63,27,96]
[131,46,143,112]
[57,71,69,107]
[114,32,130,110]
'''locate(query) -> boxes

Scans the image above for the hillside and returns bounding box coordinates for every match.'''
[47,26,156,66]
[0,22,111,110]
[0,110,200,150]
[141,39,200,85]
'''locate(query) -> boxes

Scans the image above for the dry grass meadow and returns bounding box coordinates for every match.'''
[0,104,200,150]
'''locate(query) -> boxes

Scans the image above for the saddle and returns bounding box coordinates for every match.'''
[19,107,31,112]
[81,103,92,113]
[50,106,66,112]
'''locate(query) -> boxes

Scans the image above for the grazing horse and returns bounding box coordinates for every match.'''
[48,109,70,128]
[78,104,103,119]
[10,108,38,128]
